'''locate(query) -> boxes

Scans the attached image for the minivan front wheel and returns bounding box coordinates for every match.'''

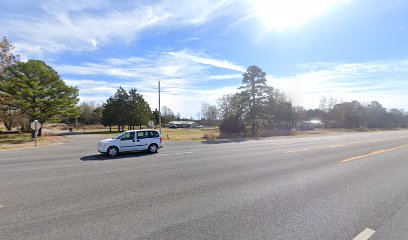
[107,146,119,157]
[148,144,158,153]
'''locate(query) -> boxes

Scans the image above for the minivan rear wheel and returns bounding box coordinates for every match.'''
[148,144,158,153]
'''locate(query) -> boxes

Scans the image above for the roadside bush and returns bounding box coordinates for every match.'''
[262,128,295,137]
[219,117,245,136]
[203,132,219,140]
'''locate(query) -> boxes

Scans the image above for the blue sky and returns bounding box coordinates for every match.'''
[1,0,407,117]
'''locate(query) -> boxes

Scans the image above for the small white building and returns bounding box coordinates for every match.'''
[168,121,199,128]
[296,120,324,130]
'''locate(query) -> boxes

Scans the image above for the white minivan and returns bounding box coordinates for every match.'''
[97,130,163,157]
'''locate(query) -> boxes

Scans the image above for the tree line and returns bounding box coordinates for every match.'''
[199,66,407,136]
[295,98,407,129]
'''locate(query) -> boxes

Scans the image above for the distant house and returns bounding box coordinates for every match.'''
[168,121,200,128]
[296,120,324,130]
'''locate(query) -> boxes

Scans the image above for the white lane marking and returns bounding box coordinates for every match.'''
[352,228,376,240]
[157,152,193,157]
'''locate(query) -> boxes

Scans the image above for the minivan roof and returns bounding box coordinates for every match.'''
[124,129,159,132]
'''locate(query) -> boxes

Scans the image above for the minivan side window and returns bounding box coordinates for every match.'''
[136,131,146,139]
[149,131,159,138]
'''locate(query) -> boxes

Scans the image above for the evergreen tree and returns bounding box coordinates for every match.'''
[0,60,79,135]
[102,87,152,131]
[240,65,268,135]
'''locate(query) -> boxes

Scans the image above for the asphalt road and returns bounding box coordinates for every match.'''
[1,130,408,240]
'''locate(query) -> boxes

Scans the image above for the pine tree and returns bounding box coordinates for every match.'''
[0,60,79,135]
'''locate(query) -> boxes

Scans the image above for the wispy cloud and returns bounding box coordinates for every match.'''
[0,0,239,57]
[58,49,244,116]
[207,74,243,80]
[169,49,246,72]
[180,37,201,44]
[56,49,244,81]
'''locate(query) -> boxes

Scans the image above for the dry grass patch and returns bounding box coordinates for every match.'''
[0,134,68,150]
[0,123,6,132]
[161,128,219,141]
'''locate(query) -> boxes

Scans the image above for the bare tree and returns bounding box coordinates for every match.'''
[161,106,176,124]
[195,112,201,121]
[201,102,218,127]
[0,36,20,130]
[319,97,337,128]
[0,36,17,72]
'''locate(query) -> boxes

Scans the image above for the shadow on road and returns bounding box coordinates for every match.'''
[80,152,152,161]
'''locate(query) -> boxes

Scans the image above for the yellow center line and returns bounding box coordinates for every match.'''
[285,139,384,153]
[340,144,408,163]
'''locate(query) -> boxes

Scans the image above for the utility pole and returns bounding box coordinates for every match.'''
[34,122,37,147]
[158,81,161,134]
